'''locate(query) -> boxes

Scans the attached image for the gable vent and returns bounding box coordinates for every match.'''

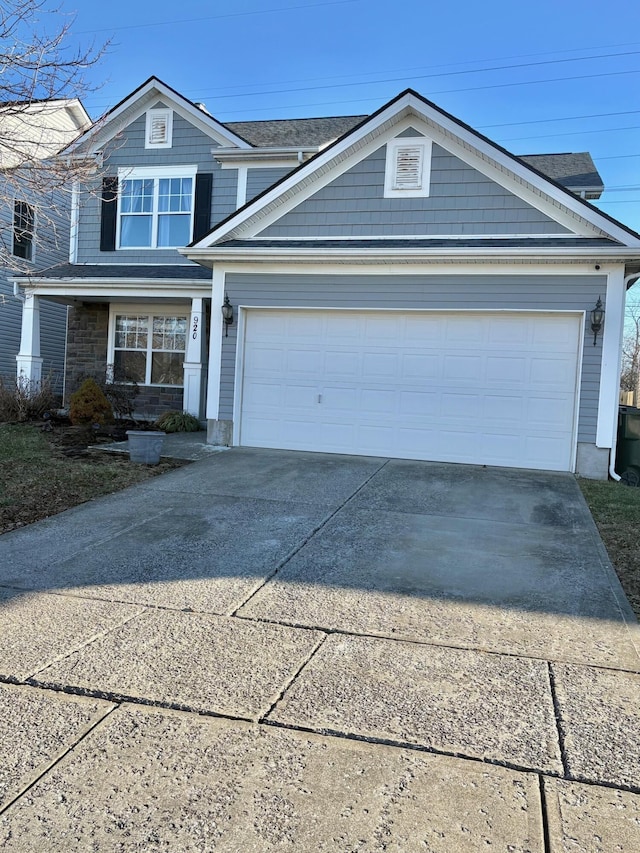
[145,109,173,148]
[394,145,423,189]
[149,115,168,144]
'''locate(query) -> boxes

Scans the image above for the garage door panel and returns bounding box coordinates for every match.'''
[239,310,580,471]
[443,354,482,381]
[486,356,526,383]
[362,351,398,379]
[399,390,439,416]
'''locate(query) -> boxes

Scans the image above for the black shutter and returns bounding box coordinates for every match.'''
[100,176,118,252]
[193,172,213,242]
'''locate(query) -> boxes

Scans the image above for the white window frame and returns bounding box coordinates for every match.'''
[145,108,173,149]
[384,138,433,198]
[108,305,190,388]
[116,165,197,250]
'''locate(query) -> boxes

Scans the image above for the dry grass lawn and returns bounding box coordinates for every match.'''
[579,478,640,619]
[0,423,184,535]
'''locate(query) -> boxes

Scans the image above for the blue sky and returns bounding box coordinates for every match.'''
[55,0,640,231]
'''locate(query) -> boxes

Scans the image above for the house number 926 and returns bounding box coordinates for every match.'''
[192,316,199,339]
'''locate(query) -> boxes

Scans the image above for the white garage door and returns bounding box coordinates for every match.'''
[238,310,581,471]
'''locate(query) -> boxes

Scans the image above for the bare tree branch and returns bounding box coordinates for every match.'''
[0,0,108,273]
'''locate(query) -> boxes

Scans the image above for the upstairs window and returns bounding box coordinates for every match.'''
[384,138,432,198]
[117,166,196,249]
[13,200,35,260]
[145,108,173,148]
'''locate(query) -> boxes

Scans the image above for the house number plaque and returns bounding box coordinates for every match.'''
[192,316,199,340]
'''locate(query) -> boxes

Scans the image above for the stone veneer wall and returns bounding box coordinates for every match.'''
[134,387,184,418]
[64,303,109,402]
[65,303,184,417]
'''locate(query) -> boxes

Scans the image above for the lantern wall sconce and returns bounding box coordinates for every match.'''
[590,296,605,346]
[221,294,234,337]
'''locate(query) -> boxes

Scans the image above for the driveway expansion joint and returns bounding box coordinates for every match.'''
[23,680,258,725]
[538,774,553,853]
[260,717,565,780]
[547,662,570,779]
[0,697,117,818]
[230,457,390,615]
[260,633,329,722]
[23,606,148,682]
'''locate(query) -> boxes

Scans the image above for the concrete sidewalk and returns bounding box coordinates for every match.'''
[0,448,639,850]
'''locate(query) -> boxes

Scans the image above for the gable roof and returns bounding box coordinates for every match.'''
[64,76,252,156]
[223,115,366,148]
[186,88,640,251]
[0,98,91,168]
[518,153,603,199]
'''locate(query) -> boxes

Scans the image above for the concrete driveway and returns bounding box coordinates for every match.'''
[0,448,639,851]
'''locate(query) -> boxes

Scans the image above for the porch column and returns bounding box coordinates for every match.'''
[183,297,206,418]
[16,293,43,386]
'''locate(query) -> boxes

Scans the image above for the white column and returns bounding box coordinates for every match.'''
[596,267,626,449]
[206,267,225,420]
[183,297,206,417]
[16,293,43,386]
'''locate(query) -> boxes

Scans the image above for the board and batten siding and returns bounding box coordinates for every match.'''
[220,273,605,444]
[258,143,572,238]
[76,102,239,264]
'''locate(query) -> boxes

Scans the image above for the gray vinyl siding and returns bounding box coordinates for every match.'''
[0,279,68,387]
[221,272,606,443]
[259,143,572,238]
[76,106,230,264]
[0,178,70,386]
[246,168,292,203]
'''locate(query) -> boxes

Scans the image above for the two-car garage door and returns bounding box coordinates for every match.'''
[237,309,581,471]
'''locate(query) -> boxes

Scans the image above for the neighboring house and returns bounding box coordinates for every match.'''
[15,78,640,478]
[0,99,91,389]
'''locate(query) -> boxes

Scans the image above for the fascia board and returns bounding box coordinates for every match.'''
[182,245,640,266]
[12,278,212,300]
[66,79,251,156]
[197,91,640,249]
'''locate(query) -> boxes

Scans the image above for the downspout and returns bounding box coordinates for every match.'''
[609,272,640,481]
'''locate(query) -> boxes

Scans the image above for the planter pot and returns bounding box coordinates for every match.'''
[126,430,165,465]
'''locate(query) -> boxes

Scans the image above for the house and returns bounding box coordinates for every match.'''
[14,77,640,478]
[0,98,91,389]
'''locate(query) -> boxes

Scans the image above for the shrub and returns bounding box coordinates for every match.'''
[0,374,58,423]
[70,366,139,420]
[69,378,113,425]
[155,410,201,433]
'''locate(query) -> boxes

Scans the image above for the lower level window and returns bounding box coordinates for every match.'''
[113,314,187,386]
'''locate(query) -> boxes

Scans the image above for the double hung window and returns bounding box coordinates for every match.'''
[117,166,196,249]
[13,200,35,260]
[112,313,187,386]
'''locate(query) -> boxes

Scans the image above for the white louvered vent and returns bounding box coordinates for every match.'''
[149,115,168,144]
[145,109,173,148]
[384,137,432,198]
[394,145,423,189]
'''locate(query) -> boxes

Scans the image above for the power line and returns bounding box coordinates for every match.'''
[75,0,361,34]
[497,124,640,143]
[207,67,640,117]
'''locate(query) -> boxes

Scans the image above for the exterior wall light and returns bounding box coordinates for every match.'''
[221,294,234,337]
[590,296,605,346]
